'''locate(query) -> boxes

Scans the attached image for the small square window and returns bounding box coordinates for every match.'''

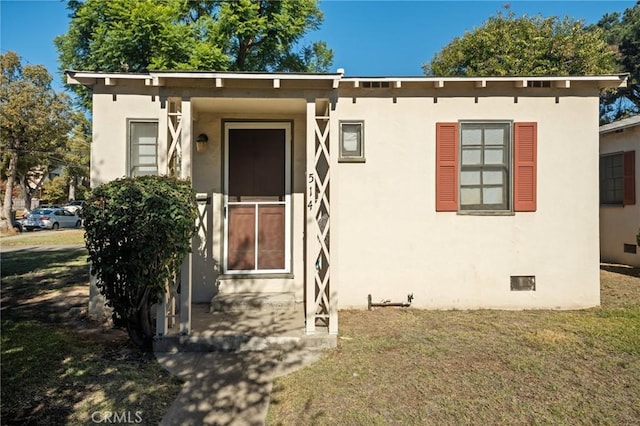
[339,121,365,162]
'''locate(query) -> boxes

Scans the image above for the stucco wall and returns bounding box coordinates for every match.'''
[600,125,640,267]
[331,88,601,309]
[90,80,605,310]
[91,85,162,186]
[91,89,309,303]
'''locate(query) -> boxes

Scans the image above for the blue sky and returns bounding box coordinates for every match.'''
[0,0,636,92]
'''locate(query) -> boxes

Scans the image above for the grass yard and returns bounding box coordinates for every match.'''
[0,228,86,247]
[2,230,639,425]
[0,241,182,425]
[268,266,640,425]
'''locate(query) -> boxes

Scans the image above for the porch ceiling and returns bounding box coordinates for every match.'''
[191,97,307,115]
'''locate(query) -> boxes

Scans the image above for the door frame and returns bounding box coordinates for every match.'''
[223,121,292,274]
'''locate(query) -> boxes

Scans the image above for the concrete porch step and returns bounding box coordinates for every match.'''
[209,292,296,313]
[153,333,337,353]
[154,303,337,353]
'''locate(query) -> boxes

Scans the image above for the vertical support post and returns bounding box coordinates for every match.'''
[157,97,168,175]
[180,98,193,335]
[156,99,172,337]
[305,99,334,335]
[305,100,318,334]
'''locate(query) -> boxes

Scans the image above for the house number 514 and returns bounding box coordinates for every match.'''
[307,172,315,211]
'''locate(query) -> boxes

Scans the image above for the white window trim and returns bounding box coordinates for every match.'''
[223,122,292,274]
[127,119,159,177]
[339,120,366,163]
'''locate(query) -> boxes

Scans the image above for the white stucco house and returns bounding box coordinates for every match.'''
[66,69,627,338]
[599,115,639,267]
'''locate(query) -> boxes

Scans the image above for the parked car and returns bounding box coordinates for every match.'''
[64,200,85,214]
[22,208,82,231]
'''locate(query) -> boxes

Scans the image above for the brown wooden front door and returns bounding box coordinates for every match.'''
[225,124,289,272]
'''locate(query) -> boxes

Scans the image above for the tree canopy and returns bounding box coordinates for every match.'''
[423,11,617,77]
[56,0,334,109]
[0,51,74,231]
[593,4,640,122]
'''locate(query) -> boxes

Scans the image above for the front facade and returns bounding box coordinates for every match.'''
[68,70,626,337]
[599,115,639,267]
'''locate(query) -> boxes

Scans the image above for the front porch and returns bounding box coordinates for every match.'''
[152,74,341,345]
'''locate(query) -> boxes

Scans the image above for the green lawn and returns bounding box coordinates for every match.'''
[0,244,182,425]
[267,267,640,425]
[3,236,639,425]
[0,228,86,247]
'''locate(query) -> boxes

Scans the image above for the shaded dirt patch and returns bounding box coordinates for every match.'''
[1,246,182,424]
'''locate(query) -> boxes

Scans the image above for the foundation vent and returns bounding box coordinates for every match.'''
[623,243,638,254]
[511,275,536,291]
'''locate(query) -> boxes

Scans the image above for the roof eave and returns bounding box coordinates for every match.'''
[64,69,343,87]
[340,74,628,89]
[600,115,640,134]
[64,70,628,90]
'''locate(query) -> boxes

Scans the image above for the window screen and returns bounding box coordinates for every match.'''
[130,121,158,176]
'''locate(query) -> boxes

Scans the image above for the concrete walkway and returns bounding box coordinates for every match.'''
[156,347,325,425]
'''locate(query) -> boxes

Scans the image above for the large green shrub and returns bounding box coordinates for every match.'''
[83,175,197,349]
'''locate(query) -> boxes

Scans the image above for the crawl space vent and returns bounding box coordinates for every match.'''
[511,275,536,291]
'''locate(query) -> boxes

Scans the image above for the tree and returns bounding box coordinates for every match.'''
[56,0,333,109]
[423,11,617,77]
[0,52,74,232]
[41,175,69,205]
[63,113,91,201]
[83,175,197,349]
[593,4,640,122]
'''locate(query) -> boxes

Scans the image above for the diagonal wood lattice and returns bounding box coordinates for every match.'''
[308,103,332,332]
[167,99,182,177]
[158,98,182,334]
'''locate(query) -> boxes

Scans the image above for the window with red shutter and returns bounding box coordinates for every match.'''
[514,122,537,212]
[435,123,459,211]
[436,121,537,213]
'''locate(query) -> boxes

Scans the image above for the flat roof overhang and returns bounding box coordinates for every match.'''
[65,70,628,91]
[65,70,344,89]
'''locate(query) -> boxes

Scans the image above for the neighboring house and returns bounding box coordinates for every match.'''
[66,70,627,337]
[599,115,640,267]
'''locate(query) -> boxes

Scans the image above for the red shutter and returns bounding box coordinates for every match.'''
[514,122,537,212]
[623,150,636,206]
[436,122,459,211]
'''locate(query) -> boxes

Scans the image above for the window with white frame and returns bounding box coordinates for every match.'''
[339,121,365,162]
[129,121,158,177]
[459,122,511,211]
